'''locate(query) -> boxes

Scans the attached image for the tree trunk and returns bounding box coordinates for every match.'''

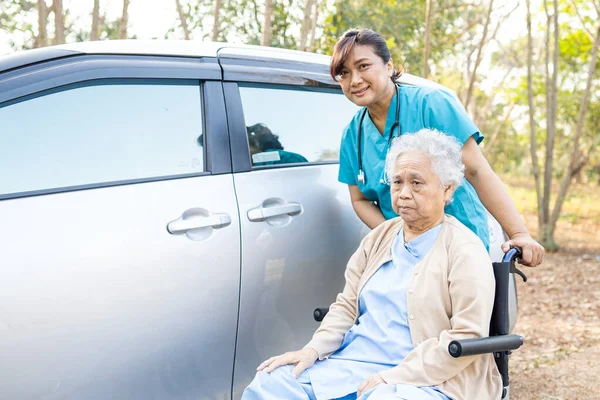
[119,0,130,39]
[308,0,321,51]
[299,0,315,51]
[211,0,222,41]
[423,0,433,78]
[175,0,190,40]
[91,0,100,41]
[52,0,65,44]
[464,0,494,110]
[525,0,544,236]
[549,23,600,238]
[540,0,559,250]
[35,0,48,48]
[260,0,274,46]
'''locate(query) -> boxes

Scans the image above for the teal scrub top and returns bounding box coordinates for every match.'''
[338,85,490,250]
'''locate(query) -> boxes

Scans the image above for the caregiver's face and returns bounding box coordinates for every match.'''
[390,151,451,227]
[337,45,393,107]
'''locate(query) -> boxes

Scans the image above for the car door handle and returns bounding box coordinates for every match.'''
[167,213,231,234]
[247,203,302,222]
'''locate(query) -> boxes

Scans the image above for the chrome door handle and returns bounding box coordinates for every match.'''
[247,203,302,222]
[167,213,231,234]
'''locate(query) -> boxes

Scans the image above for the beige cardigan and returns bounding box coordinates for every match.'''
[305,215,502,400]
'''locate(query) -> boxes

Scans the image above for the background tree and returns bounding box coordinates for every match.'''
[174,0,190,39]
[52,0,65,44]
[299,0,315,51]
[260,0,273,46]
[91,0,100,41]
[308,0,322,51]
[119,0,129,39]
[36,0,48,47]
[211,0,222,41]
[423,0,432,78]
[520,0,600,249]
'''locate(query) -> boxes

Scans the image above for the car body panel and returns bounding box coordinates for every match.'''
[231,165,367,398]
[0,176,240,399]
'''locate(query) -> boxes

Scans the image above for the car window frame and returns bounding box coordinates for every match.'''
[0,54,230,201]
[225,82,350,172]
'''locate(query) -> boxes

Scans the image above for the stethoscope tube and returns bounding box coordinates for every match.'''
[357,84,402,185]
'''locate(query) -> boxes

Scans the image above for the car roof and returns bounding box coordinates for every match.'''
[0,40,332,73]
[0,39,450,93]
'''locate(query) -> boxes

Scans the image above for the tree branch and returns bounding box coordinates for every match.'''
[566,0,594,42]
[175,0,190,40]
[464,0,495,111]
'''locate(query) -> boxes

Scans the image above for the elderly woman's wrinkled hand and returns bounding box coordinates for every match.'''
[257,347,319,378]
[357,373,385,397]
[501,232,545,267]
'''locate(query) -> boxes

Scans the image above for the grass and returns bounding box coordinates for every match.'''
[498,173,600,250]
[499,174,600,222]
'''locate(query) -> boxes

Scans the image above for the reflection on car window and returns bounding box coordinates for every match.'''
[0,81,203,196]
[239,85,359,167]
[246,123,308,166]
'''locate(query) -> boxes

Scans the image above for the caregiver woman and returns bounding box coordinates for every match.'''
[334,28,544,267]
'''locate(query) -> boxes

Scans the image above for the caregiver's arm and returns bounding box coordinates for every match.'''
[462,137,544,267]
[349,185,386,229]
[378,242,495,386]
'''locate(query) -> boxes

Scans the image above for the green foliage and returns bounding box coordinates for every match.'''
[0,0,37,50]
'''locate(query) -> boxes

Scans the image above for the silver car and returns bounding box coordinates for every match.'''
[0,41,509,399]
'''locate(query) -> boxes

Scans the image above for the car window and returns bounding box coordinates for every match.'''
[0,80,204,197]
[238,84,358,167]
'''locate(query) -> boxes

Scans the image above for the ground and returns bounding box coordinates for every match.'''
[501,177,600,400]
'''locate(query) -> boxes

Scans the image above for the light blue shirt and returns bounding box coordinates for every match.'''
[307,225,450,400]
[338,85,489,250]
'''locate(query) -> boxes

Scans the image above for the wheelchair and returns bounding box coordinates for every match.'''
[313,247,527,400]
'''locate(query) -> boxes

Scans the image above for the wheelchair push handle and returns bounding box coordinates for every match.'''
[502,246,522,263]
[504,246,528,282]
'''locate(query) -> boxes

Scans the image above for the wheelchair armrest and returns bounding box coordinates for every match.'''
[448,334,523,358]
[313,307,330,322]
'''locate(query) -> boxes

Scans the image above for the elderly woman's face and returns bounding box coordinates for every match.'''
[390,151,452,226]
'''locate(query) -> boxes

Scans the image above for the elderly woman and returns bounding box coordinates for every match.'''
[242,128,502,400]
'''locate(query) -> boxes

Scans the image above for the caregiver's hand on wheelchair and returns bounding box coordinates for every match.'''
[502,232,545,267]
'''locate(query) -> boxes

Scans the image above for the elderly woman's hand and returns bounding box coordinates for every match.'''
[502,232,545,267]
[257,347,319,378]
[357,373,385,397]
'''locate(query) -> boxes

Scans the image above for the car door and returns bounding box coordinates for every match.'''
[219,52,368,398]
[0,55,239,399]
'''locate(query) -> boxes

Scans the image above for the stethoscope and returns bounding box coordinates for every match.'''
[357,84,402,185]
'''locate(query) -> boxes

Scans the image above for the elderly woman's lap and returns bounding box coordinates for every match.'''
[243,365,447,400]
[242,365,317,400]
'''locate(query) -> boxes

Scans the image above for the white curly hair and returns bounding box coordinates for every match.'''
[385,128,465,204]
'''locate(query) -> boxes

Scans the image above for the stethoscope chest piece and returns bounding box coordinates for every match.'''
[357,169,365,184]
